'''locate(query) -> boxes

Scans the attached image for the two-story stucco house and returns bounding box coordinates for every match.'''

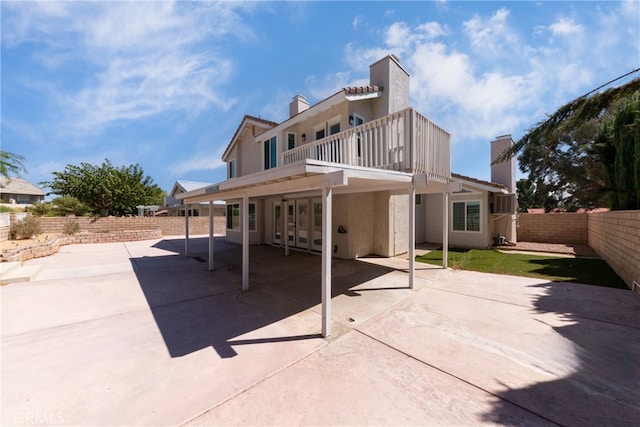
[178,55,516,336]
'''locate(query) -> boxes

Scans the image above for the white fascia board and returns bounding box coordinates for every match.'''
[222,117,275,161]
[453,177,508,194]
[259,92,347,141]
[345,91,382,101]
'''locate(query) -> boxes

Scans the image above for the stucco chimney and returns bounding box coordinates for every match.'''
[369,54,410,116]
[289,94,310,118]
[490,134,516,193]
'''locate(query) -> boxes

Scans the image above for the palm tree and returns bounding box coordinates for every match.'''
[0,150,27,179]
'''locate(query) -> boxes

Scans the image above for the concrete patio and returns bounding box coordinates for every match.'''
[1,236,639,426]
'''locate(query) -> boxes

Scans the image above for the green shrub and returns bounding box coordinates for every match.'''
[0,204,16,213]
[29,202,53,216]
[63,220,81,236]
[10,216,42,240]
[30,197,91,217]
[51,196,90,216]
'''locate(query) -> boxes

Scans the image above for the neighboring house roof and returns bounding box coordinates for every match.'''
[0,178,46,196]
[170,180,215,197]
[451,172,507,193]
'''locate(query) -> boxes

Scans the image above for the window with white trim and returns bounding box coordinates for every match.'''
[287,133,296,150]
[226,203,256,231]
[228,159,236,179]
[264,136,277,170]
[452,201,481,232]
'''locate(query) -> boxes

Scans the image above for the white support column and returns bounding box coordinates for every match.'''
[321,186,333,337]
[242,195,249,292]
[208,201,214,272]
[409,188,416,289]
[284,199,290,257]
[184,204,190,257]
[442,192,449,269]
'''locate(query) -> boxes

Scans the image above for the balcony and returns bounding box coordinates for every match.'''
[281,107,451,182]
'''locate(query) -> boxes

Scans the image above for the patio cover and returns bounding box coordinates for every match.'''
[178,160,460,337]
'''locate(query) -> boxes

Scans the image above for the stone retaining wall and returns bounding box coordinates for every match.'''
[2,229,162,263]
[588,210,640,290]
[517,213,588,244]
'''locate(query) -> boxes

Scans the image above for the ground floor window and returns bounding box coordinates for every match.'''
[452,200,480,232]
[226,203,256,231]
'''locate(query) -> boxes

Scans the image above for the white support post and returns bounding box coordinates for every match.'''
[242,195,249,292]
[321,186,333,337]
[184,204,190,257]
[409,188,416,289]
[208,201,214,272]
[442,192,449,269]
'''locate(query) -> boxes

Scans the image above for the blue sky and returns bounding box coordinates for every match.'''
[2,1,639,196]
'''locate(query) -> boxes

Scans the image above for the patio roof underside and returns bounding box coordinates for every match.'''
[179,160,457,204]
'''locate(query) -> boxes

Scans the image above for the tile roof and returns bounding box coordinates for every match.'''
[343,85,383,94]
[0,178,46,196]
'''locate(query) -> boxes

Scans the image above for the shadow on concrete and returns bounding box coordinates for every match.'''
[482,282,640,425]
[130,237,397,359]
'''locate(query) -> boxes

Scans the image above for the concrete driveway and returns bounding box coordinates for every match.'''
[2,236,639,426]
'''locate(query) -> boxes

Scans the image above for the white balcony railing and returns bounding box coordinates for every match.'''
[281,107,450,182]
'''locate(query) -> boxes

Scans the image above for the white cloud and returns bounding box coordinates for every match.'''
[416,22,451,39]
[463,8,518,57]
[3,1,253,137]
[549,17,583,36]
[173,154,226,175]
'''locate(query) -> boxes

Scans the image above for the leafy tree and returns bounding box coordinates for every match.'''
[593,96,640,210]
[42,159,165,216]
[516,178,544,212]
[0,151,27,178]
[496,74,640,211]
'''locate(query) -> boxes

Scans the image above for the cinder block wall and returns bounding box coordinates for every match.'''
[517,213,588,244]
[35,216,226,236]
[588,211,640,289]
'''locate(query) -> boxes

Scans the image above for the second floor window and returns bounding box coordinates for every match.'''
[264,136,277,170]
[329,122,340,135]
[228,159,236,178]
[287,133,295,150]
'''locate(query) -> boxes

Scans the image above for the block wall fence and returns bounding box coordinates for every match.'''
[587,211,640,291]
[517,213,588,244]
[518,212,640,289]
[0,215,226,241]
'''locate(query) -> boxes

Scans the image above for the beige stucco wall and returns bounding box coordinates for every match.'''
[490,213,518,244]
[424,192,492,248]
[390,194,410,255]
[424,193,444,244]
[373,191,392,257]
[448,192,491,248]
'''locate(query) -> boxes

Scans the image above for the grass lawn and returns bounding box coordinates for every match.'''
[416,248,627,289]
